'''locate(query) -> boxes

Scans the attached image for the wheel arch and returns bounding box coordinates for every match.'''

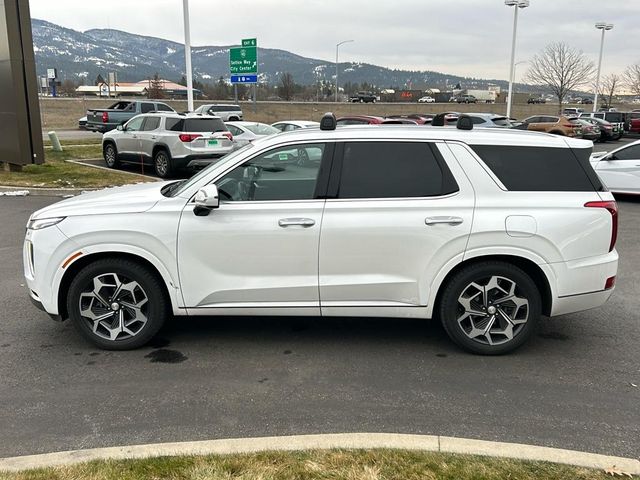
[57,251,179,320]
[432,254,553,317]
[152,143,171,157]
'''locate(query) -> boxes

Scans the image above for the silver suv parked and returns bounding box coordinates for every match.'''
[193,104,243,121]
[102,113,234,178]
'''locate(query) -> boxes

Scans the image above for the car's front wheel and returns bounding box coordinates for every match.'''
[438,261,541,355]
[67,258,169,350]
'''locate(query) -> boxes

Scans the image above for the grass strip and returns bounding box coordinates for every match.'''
[0,448,621,480]
[0,146,151,189]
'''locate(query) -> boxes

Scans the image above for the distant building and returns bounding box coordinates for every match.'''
[75,79,202,98]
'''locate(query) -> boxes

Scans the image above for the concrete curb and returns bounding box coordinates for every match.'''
[0,433,638,474]
[64,159,159,180]
[0,185,95,196]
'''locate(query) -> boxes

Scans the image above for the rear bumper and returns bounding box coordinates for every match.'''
[86,124,117,133]
[174,154,228,169]
[551,288,614,317]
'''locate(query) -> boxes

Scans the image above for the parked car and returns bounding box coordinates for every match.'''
[102,113,234,178]
[336,115,385,125]
[78,116,87,129]
[455,95,477,104]
[628,110,640,134]
[25,114,618,355]
[527,97,546,104]
[579,117,617,142]
[516,115,581,137]
[590,140,640,194]
[86,100,175,133]
[580,112,625,140]
[570,118,600,141]
[349,91,377,103]
[386,114,434,124]
[418,96,436,103]
[225,121,279,146]
[581,98,594,105]
[562,108,584,117]
[271,120,319,132]
[464,113,514,128]
[193,104,243,121]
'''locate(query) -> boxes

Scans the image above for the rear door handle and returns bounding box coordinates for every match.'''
[278,218,315,228]
[425,216,464,226]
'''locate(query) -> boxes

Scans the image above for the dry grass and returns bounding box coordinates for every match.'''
[0,145,151,188]
[0,449,620,480]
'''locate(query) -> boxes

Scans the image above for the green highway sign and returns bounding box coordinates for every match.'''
[242,38,257,47]
[229,46,258,74]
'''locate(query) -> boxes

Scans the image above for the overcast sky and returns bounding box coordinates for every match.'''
[29,0,639,82]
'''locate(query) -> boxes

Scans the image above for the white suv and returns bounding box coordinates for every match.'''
[102,113,235,178]
[24,114,618,354]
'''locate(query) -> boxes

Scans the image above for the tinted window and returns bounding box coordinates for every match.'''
[604,113,623,122]
[244,124,279,135]
[156,103,173,112]
[337,142,458,199]
[337,119,369,125]
[141,103,155,113]
[470,145,603,192]
[491,117,512,127]
[631,113,640,119]
[613,145,640,160]
[184,118,227,132]
[216,144,326,201]
[227,125,243,136]
[470,116,485,125]
[142,117,160,131]
[272,123,286,132]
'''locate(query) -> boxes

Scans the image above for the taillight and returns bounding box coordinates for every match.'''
[221,131,233,141]
[102,112,109,123]
[605,276,616,290]
[179,133,202,142]
[585,200,618,252]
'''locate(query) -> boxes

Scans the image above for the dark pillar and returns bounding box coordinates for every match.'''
[0,0,44,166]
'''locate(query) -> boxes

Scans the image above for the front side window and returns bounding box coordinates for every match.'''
[337,142,458,199]
[216,143,326,202]
[613,145,640,161]
[125,116,145,131]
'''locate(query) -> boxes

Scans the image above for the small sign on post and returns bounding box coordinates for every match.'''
[230,38,259,112]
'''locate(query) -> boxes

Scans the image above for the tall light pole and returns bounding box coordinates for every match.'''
[182,0,194,112]
[335,40,354,103]
[593,22,614,113]
[505,0,529,119]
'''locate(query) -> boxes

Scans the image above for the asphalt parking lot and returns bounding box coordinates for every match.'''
[0,195,638,460]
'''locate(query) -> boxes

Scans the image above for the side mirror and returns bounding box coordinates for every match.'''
[117,124,124,131]
[193,184,219,216]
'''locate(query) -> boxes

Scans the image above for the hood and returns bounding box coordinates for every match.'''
[31,181,168,220]
[590,151,608,160]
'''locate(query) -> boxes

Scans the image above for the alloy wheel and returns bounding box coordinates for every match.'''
[456,275,529,346]
[104,146,116,167]
[155,152,169,177]
[78,272,149,341]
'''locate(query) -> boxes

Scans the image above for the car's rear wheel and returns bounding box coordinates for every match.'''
[154,149,173,178]
[67,258,169,350]
[438,261,541,355]
[103,143,119,168]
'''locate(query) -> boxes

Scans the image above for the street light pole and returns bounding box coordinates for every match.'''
[505,0,529,119]
[593,22,614,113]
[335,40,354,103]
[182,0,194,112]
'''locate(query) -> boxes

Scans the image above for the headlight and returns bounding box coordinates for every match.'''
[27,217,65,230]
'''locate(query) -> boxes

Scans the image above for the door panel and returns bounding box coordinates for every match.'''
[596,159,640,193]
[319,141,474,312]
[118,116,145,155]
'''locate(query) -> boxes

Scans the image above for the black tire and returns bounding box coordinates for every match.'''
[438,261,541,355]
[67,258,169,350]
[153,148,173,178]
[228,116,239,121]
[103,143,119,168]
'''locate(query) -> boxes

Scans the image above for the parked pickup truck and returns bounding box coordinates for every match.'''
[86,100,175,133]
[349,91,377,103]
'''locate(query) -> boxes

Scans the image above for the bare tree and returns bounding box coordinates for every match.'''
[147,73,165,99]
[600,74,621,107]
[525,42,595,110]
[624,63,640,96]
[278,72,296,101]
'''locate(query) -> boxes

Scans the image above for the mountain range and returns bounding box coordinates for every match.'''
[31,19,535,92]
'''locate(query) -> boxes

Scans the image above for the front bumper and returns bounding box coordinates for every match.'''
[29,290,63,322]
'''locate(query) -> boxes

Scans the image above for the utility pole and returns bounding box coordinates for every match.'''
[182,0,194,111]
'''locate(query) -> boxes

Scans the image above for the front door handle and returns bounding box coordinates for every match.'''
[425,216,464,226]
[278,218,315,228]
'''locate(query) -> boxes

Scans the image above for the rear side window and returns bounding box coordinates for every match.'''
[141,102,155,113]
[337,142,459,199]
[470,145,603,192]
[142,117,160,131]
[156,103,173,112]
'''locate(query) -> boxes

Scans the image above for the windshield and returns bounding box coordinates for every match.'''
[166,143,254,197]
[244,123,279,135]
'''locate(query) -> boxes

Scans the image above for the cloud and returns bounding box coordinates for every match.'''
[28,0,638,80]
